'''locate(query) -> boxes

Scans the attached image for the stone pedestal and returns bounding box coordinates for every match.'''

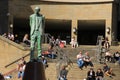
[0,74,4,80]
[22,61,46,80]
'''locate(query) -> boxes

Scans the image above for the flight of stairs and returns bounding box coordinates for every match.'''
[6,62,120,80]
[45,62,120,80]
[3,45,120,80]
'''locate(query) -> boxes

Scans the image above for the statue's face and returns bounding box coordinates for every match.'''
[34,7,40,14]
[35,9,40,14]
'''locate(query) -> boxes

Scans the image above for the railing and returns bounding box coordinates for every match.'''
[43,33,73,79]
[3,53,30,80]
[4,33,52,68]
[55,46,73,79]
[5,53,30,68]
[4,33,72,80]
[42,33,52,44]
[1,33,52,80]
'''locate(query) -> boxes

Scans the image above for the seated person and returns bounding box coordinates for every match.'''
[41,56,48,69]
[105,68,113,78]
[87,68,95,80]
[2,33,7,38]
[104,37,110,50]
[103,63,113,78]
[42,47,57,59]
[113,51,120,61]
[70,37,78,48]
[59,65,68,80]
[49,36,55,49]
[103,63,109,72]
[23,34,30,45]
[8,33,15,41]
[17,63,24,79]
[55,36,61,47]
[59,41,65,48]
[10,33,15,41]
[83,52,94,68]
[105,50,112,62]
[76,51,84,70]
[96,68,104,80]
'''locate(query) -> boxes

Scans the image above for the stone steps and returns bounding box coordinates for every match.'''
[4,60,120,80]
[2,44,120,80]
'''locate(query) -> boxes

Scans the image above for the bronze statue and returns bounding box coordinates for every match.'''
[30,7,45,61]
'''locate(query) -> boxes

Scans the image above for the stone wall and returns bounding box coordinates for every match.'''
[0,36,29,73]
[0,1,8,34]
[9,0,117,44]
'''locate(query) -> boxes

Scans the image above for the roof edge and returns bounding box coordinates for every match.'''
[40,0,114,3]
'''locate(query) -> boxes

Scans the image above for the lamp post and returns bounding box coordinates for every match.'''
[72,27,77,35]
[106,27,110,35]
[10,24,13,33]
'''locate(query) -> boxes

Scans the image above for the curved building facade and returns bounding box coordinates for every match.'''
[2,0,119,45]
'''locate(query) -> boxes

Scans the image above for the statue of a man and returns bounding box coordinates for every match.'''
[30,7,45,61]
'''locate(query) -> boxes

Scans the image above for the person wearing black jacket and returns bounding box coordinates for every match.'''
[87,68,95,80]
[59,66,68,80]
[96,68,104,80]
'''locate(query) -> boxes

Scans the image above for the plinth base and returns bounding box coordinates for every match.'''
[0,74,4,80]
[22,61,46,80]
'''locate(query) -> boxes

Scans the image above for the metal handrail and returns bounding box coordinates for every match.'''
[55,46,73,79]
[43,33,52,43]
[5,53,30,68]
[4,33,52,68]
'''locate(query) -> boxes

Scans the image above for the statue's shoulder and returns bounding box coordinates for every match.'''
[30,14,36,17]
[42,15,45,17]
[40,14,45,18]
[42,15,45,18]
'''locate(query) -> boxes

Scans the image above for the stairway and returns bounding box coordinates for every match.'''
[4,62,120,80]
[45,62,120,80]
[2,45,120,80]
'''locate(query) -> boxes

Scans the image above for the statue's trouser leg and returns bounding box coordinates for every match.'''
[37,35,42,58]
[30,34,36,60]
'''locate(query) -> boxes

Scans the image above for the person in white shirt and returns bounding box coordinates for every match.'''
[76,51,84,70]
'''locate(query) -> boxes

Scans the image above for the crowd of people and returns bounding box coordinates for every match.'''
[1,33,31,45]
[49,36,67,49]
[2,33,15,41]
[76,49,120,80]
[85,63,114,80]
[1,32,79,49]
[98,36,120,64]
[1,33,120,80]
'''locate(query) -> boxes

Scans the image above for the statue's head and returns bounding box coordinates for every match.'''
[34,7,40,14]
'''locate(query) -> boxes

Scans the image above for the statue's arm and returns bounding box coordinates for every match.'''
[42,15,45,34]
[29,16,32,27]
[43,15,45,27]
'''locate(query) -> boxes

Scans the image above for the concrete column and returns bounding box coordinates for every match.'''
[71,19,78,41]
[105,20,112,44]
[112,3,118,41]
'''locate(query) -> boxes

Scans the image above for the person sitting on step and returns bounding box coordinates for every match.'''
[76,51,84,70]
[83,52,94,68]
